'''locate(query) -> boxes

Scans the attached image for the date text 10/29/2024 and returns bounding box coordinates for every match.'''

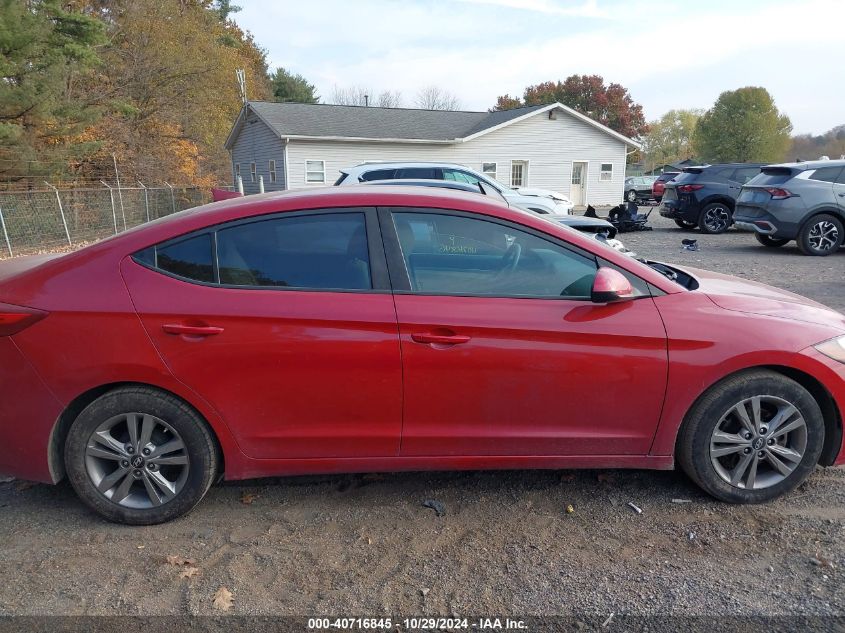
[307,618,528,630]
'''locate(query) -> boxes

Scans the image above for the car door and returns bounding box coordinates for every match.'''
[382,207,668,457]
[121,208,403,459]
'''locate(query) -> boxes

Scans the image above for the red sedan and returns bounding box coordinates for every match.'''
[1,187,844,524]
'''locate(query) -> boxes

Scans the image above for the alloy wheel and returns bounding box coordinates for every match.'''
[84,413,190,509]
[703,206,731,233]
[808,220,840,252]
[709,395,807,490]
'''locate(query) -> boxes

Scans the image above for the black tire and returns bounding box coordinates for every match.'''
[797,214,844,256]
[626,189,638,203]
[674,219,697,230]
[698,202,733,234]
[65,386,218,525]
[755,233,790,248]
[677,370,824,504]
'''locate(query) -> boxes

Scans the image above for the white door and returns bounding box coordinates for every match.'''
[571,161,588,206]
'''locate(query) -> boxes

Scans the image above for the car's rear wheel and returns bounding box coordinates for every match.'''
[755,234,790,248]
[677,370,824,503]
[65,387,218,525]
[797,214,843,256]
[698,203,733,234]
[674,219,697,229]
[626,189,638,203]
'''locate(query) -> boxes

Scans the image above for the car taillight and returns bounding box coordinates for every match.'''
[677,184,704,193]
[765,187,793,200]
[0,302,47,336]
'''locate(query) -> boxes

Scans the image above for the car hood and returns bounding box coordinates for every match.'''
[516,187,570,203]
[680,265,845,332]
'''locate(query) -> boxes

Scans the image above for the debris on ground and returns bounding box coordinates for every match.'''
[179,567,201,580]
[602,613,615,628]
[422,499,446,517]
[240,491,260,505]
[627,502,642,514]
[810,555,835,568]
[212,587,234,612]
[671,498,692,504]
[566,504,575,514]
[165,555,196,567]
[420,587,430,597]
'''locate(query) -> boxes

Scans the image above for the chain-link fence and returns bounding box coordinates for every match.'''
[0,184,211,259]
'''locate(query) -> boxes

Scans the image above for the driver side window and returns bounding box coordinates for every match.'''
[391,211,597,299]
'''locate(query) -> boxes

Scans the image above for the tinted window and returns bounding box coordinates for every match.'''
[217,213,371,290]
[443,169,481,185]
[837,170,845,185]
[392,212,597,299]
[155,234,214,283]
[396,167,441,179]
[810,166,843,183]
[731,167,761,184]
[359,169,397,182]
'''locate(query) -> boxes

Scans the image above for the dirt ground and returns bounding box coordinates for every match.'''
[1,211,844,621]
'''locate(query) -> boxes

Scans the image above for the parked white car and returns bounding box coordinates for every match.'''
[336,162,573,215]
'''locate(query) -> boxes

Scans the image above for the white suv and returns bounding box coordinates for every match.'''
[336,162,572,215]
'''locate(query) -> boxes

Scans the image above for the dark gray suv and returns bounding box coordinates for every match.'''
[734,160,845,256]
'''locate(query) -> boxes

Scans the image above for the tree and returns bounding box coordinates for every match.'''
[271,68,318,103]
[416,86,461,111]
[789,124,845,161]
[492,75,648,139]
[693,87,792,163]
[0,0,107,182]
[642,109,703,170]
[376,90,403,108]
[330,86,403,108]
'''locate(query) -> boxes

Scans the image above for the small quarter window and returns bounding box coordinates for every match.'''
[154,234,214,283]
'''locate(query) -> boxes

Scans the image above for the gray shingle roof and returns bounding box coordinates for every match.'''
[245,101,548,142]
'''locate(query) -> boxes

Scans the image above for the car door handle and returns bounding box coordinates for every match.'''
[162,323,224,337]
[411,332,471,346]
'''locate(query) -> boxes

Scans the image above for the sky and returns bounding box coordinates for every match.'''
[232,0,845,136]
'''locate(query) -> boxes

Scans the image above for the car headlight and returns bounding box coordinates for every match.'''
[815,335,845,363]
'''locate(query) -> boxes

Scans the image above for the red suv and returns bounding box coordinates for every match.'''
[1,186,844,524]
[652,172,679,203]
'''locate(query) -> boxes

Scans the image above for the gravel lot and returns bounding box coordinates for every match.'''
[1,210,844,621]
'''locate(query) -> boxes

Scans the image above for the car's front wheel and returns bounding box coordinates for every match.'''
[797,214,843,256]
[65,387,218,525]
[626,189,638,203]
[698,203,733,234]
[677,370,824,503]
[755,234,790,248]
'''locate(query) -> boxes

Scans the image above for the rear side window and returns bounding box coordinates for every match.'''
[152,234,214,283]
[748,168,793,186]
[216,213,371,289]
[359,169,397,182]
[731,167,761,184]
[396,167,441,179]
[809,166,843,183]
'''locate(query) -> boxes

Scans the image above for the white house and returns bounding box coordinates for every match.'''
[225,101,641,206]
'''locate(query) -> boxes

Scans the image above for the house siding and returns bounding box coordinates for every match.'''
[284,110,628,205]
[229,113,286,194]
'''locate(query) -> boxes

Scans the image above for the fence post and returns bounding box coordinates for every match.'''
[44,182,72,247]
[138,181,150,222]
[100,181,118,234]
[164,182,176,214]
[112,154,127,231]
[0,204,12,257]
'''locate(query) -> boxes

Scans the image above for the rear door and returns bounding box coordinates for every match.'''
[121,208,403,459]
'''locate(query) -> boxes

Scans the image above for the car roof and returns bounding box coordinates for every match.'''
[343,161,470,173]
[361,179,480,192]
[765,159,845,170]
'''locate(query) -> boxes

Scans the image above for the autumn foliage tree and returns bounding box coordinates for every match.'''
[493,75,648,139]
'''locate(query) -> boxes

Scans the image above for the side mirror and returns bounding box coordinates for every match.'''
[591,267,634,303]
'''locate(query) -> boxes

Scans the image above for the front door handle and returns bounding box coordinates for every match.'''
[411,331,471,346]
[162,323,224,337]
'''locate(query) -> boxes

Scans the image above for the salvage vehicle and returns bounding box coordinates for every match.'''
[1,186,844,524]
[734,160,845,256]
[659,163,765,233]
[624,176,658,203]
[336,161,573,215]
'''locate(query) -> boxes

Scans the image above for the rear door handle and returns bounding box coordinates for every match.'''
[411,332,471,346]
[162,323,224,337]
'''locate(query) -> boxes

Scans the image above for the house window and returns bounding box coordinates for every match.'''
[482,162,497,179]
[600,163,613,181]
[269,160,277,184]
[511,160,528,187]
[235,163,241,181]
[306,160,326,183]
[250,162,257,183]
